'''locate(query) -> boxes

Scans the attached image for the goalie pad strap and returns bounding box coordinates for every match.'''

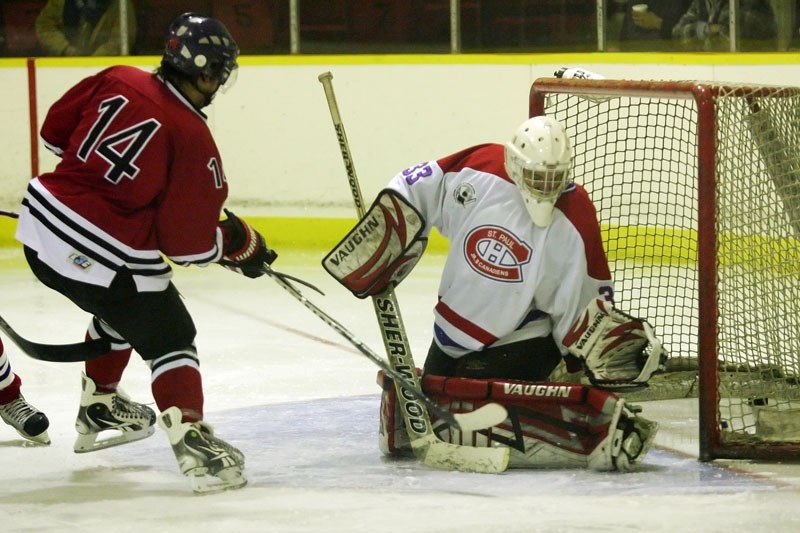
[380,371,619,422]
[422,374,617,425]
[323,189,427,299]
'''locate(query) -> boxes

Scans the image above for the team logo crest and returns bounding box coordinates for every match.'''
[463,225,531,282]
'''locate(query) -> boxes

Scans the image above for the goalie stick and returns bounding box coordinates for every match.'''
[318,71,510,473]
[0,313,110,362]
[262,264,507,433]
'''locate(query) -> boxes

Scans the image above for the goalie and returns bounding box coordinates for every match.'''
[325,114,667,471]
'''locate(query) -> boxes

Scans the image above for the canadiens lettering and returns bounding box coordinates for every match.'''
[502,383,572,397]
[463,225,532,282]
[327,216,380,266]
[377,296,427,434]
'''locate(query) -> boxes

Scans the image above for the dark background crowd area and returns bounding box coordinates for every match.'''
[0,0,796,57]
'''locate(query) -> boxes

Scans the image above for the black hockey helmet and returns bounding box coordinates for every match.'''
[162,13,239,87]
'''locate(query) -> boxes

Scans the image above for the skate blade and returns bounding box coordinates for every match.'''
[16,429,51,446]
[73,426,155,453]
[189,469,248,495]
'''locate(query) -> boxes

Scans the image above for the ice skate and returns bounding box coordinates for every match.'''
[612,405,659,471]
[0,394,51,445]
[158,406,247,494]
[74,372,156,453]
[588,400,658,472]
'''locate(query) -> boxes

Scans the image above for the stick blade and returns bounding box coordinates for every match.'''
[413,435,510,473]
[0,314,110,362]
[454,402,508,432]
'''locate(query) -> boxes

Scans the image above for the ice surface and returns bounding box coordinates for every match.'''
[1,254,799,532]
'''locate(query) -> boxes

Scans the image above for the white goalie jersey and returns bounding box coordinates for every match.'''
[385,143,614,358]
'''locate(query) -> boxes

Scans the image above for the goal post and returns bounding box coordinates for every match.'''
[530,78,800,461]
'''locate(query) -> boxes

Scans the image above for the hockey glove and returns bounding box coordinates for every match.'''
[563,299,667,392]
[323,189,427,299]
[218,208,277,278]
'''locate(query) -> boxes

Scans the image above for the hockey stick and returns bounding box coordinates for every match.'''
[1,211,112,361]
[219,260,325,295]
[318,71,510,473]
[0,268,319,363]
[262,264,506,432]
[0,313,110,362]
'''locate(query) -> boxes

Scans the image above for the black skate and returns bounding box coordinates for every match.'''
[74,372,156,452]
[158,406,247,494]
[0,394,50,445]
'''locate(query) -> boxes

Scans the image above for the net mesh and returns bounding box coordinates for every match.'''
[537,81,800,449]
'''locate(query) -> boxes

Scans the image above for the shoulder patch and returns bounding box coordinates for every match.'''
[453,182,477,207]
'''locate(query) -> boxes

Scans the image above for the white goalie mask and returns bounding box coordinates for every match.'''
[504,116,573,227]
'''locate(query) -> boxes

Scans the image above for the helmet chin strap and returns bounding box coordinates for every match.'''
[198,87,217,108]
[189,78,219,109]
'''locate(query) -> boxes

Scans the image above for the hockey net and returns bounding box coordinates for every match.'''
[531,78,800,461]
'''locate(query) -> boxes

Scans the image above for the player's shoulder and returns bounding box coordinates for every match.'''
[101,66,203,120]
[102,64,152,84]
[436,143,509,182]
[95,65,165,104]
[555,183,600,231]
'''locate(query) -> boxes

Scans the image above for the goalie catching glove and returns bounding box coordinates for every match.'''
[323,189,427,298]
[218,208,277,278]
[563,298,667,391]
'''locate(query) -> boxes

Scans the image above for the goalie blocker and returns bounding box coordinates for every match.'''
[378,370,658,471]
[323,189,427,298]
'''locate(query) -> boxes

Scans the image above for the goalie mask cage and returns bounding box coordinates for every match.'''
[530,78,800,462]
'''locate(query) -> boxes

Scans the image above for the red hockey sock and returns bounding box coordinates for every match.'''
[0,374,22,405]
[85,347,132,393]
[151,366,204,422]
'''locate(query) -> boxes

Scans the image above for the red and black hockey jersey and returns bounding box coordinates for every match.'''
[16,65,228,291]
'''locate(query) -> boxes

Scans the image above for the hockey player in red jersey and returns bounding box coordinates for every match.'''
[15,13,275,493]
[0,337,50,445]
[327,114,666,471]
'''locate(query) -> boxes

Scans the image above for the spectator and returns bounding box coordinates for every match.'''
[672,0,776,51]
[619,0,693,51]
[35,0,136,56]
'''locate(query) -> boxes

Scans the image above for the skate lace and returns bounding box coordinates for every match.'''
[192,424,244,465]
[112,394,151,421]
[0,397,38,427]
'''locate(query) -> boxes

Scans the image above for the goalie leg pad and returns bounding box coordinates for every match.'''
[376,370,412,457]
[324,189,427,299]
[420,374,658,471]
